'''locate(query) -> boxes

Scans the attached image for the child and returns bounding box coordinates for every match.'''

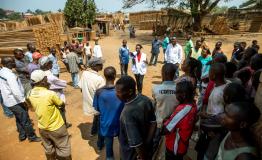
[223,83,247,105]
[164,80,197,160]
[216,102,260,160]
[197,63,230,160]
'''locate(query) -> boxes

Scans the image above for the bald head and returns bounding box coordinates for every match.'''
[104,66,116,81]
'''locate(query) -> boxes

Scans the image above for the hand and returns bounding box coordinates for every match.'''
[198,111,209,119]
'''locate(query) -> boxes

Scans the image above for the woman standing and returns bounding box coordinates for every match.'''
[131,44,148,93]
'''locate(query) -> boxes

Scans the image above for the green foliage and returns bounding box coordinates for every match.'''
[7,12,22,20]
[0,8,6,19]
[211,6,229,14]
[64,0,96,28]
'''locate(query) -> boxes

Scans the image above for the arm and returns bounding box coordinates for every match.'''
[51,92,64,108]
[178,46,183,64]
[8,75,25,102]
[52,77,67,88]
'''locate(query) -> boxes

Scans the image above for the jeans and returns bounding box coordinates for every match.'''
[149,53,159,65]
[120,63,128,76]
[9,103,37,140]
[92,115,105,150]
[71,72,79,87]
[134,74,144,93]
[105,137,114,159]
[0,93,13,117]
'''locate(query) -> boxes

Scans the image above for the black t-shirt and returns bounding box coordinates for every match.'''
[119,94,156,160]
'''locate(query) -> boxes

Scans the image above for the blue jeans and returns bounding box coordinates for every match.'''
[0,93,13,117]
[71,72,79,87]
[9,103,37,140]
[105,137,114,159]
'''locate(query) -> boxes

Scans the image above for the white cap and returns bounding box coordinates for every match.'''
[31,70,46,84]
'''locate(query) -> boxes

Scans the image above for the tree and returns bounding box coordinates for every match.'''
[64,0,96,28]
[35,9,44,15]
[7,12,22,20]
[26,9,34,14]
[123,0,231,31]
[58,9,62,12]
[211,6,228,14]
[239,0,262,8]
[0,8,6,19]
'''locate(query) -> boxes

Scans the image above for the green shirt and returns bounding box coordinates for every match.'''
[184,40,194,58]
[162,37,170,50]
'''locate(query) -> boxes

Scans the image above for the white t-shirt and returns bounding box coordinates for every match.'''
[131,52,147,75]
[165,43,183,64]
[78,69,105,116]
[84,46,92,55]
[207,82,230,115]
[93,45,102,58]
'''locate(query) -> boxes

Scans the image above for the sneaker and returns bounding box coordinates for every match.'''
[29,137,42,142]
[19,136,27,142]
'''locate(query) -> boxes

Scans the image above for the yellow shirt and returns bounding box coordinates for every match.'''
[28,87,64,131]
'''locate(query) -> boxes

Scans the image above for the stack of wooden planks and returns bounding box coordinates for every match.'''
[209,16,230,35]
[0,23,61,56]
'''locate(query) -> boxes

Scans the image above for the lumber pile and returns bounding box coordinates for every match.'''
[249,16,262,32]
[208,16,230,35]
[0,23,61,56]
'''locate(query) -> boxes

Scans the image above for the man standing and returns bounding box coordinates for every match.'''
[116,76,156,160]
[149,36,162,66]
[66,48,81,88]
[119,39,130,75]
[152,63,179,156]
[78,58,105,135]
[28,70,71,160]
[48,47,60,77]
[184,34,194,58]
[14,48,32,96]
[162,34,169,62]
[165,37,183,76]
[93,66,124,159]
[84,41,92,67]
[93,39,103,58]
[0,57,40,142]
[27,52,42,75]
[24,43,36,63]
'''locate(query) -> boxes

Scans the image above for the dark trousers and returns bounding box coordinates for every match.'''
[163,49,166,62]
[91,115,104,150]
[120,63,128,76]
[165,149,184,160]
[9,103,37,140]
[134,74,144,93]
[149,53,159,65]
[105,136,114,159]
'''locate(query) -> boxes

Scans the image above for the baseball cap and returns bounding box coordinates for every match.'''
[88,57,105,67]
[39,56,52,67]
[31,70,46,84]
[32,52,42,60]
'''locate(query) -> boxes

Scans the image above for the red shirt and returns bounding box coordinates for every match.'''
[164,103,197,155]
[137,52,142,62]
[203,81,215,105]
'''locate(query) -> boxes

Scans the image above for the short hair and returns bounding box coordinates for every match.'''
[251,54,262,71]
[210,63,226,77]
[116,76,136,93]
[136,44,143,49]
[176,80,194,101]
[2,57,13,67]
[13,48,23,55]
[104,66,116,81]
[230,102,260,126]
[162,63,177,79]
[213,53,227,64]
[224,83,246,104]
[225,62,237,78]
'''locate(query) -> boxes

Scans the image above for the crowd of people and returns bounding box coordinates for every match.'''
[0,32,262,160]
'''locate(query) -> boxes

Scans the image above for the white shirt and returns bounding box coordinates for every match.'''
[0,67,25,107]
[131,52,147,75]
[152,81,179,128]
[78,69,105,116]
[84,46,92,55]
[165,43,183,64]
[207,82,230,115]
[93,45,102,58]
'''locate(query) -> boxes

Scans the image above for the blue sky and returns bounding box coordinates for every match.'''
[0,0,246,13]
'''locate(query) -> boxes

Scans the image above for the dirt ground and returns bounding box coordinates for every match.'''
[0,30,262,160]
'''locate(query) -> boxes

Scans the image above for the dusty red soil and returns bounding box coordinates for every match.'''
[0,30,261,160]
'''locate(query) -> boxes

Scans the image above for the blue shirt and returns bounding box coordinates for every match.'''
[198,56,212,78]
[151,39,162,54]
[93,86,124,137]
[48,54,60,75]
[119,46,130,64]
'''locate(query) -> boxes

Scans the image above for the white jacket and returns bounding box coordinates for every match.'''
[131,52,147,75]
